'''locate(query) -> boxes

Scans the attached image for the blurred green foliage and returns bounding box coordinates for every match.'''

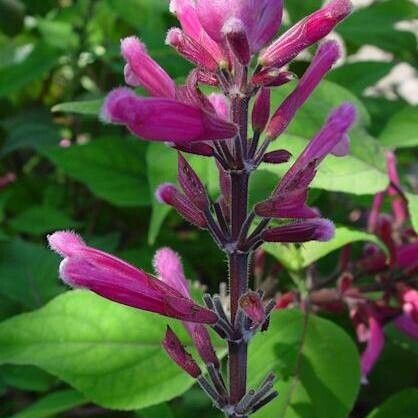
[0,0,417,417]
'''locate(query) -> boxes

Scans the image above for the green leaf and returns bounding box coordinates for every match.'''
[41,136,150,207]
[249,309,360,418]
[285,0,321,22]
[327,62,395,96]
[337,0,417,61]
[0,42,60,97]
[0,0,25,36]
[406,193,418,234]
[266,80,388,195]
[366,388,418,418]
[0,238,64,309]
[9,206,80,235]
[380,106,418,149]
[0,365,56,392]
[299,227,387,268]
[138,404,176,418]
[52,99,104,116]
[10,389,86,418]
[265,227,386,271]
[0,291,203,410]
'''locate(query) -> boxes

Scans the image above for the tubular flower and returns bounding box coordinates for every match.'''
[48,231,217,324]
[102,88,237,145]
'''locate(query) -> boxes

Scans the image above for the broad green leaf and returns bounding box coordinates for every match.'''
[0,291,205,410]
[138,404,176,418]
[52,99,104,116]
[0,110,60,155]
[0,42,60,97]
[0,364,56,392]
[0,238,64,309]
[249,310,360,418]
[337,0,417,61]
[406,193,418,234]
[266,80,388,195]
[9,206,80,235]
[41,136,150,207]
[286,0,321,22]
[300,227,387,268]
[265,227,386,271]
[0,0,25,36]
[327,62,395,96]
[380,106,418,149]
[366,388,418,418]
[10,389,86,418]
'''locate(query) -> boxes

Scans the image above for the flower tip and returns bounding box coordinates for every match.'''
[155,183,176,204]
[100,87,136,124]
[330,0,354,19]
[120,36,146,59]
[153,247,184,284]
[222,16,245,35]
[316,219,335,242]
[165,27,183,46]
[48,231,86,257]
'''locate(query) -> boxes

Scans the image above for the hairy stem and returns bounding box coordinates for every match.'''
[228,95,251,417]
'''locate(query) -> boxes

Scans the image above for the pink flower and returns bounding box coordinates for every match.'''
[266,40,341,140]
[48,231,218,324]
[259,0,352,68]
[101,88,237,145]
[196,0,284,53]
[121,36,176,98]
[154,248,219,367]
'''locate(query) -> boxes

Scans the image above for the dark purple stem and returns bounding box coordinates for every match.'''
[228,95,251,418]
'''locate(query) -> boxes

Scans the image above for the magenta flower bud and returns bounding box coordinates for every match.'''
[121,36,176,98]
[240,291,266,326]
[170,0,226,64]
[368,192,385,233]
[331,134,350,157]
[386,151,408,225]
[222,17,251,65]
[102,88,237,144]
[171,142,214,157]
[359,315,384,384]
[162,326,202,378]
[259,0,352,68]
[394,314,418,340]
[262,149,292,164]
[255,188,318,219]
[156,183,208,229]
[262,219,335,243]
[48,231,217,324]
[251,68,296,88]
[252,88,271,134]
[153,247,219,368]
[266,40,341,140]
[196,0,284,53]
[166,28,219,72]
[0,172,16,189]
[178,154,209,211]
[191,324,220,368]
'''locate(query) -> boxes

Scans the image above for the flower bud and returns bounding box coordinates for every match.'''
[262,149,292,164]
[252,69,296,88]
[178,154,209,211]
[191,325,220,368]
[259,0,352,68]
[162,327,202,378]
[262,219,335,243]
[252,88,271,134]
[166,28,219,71]
[222,17,251,65]
[156,183,207,229]
[240,291,266,326]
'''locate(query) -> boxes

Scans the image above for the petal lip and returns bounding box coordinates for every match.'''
[48,231,86,257]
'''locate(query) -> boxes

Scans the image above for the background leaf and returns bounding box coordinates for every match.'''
[366,388,418,418]
[249,309,360,418]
